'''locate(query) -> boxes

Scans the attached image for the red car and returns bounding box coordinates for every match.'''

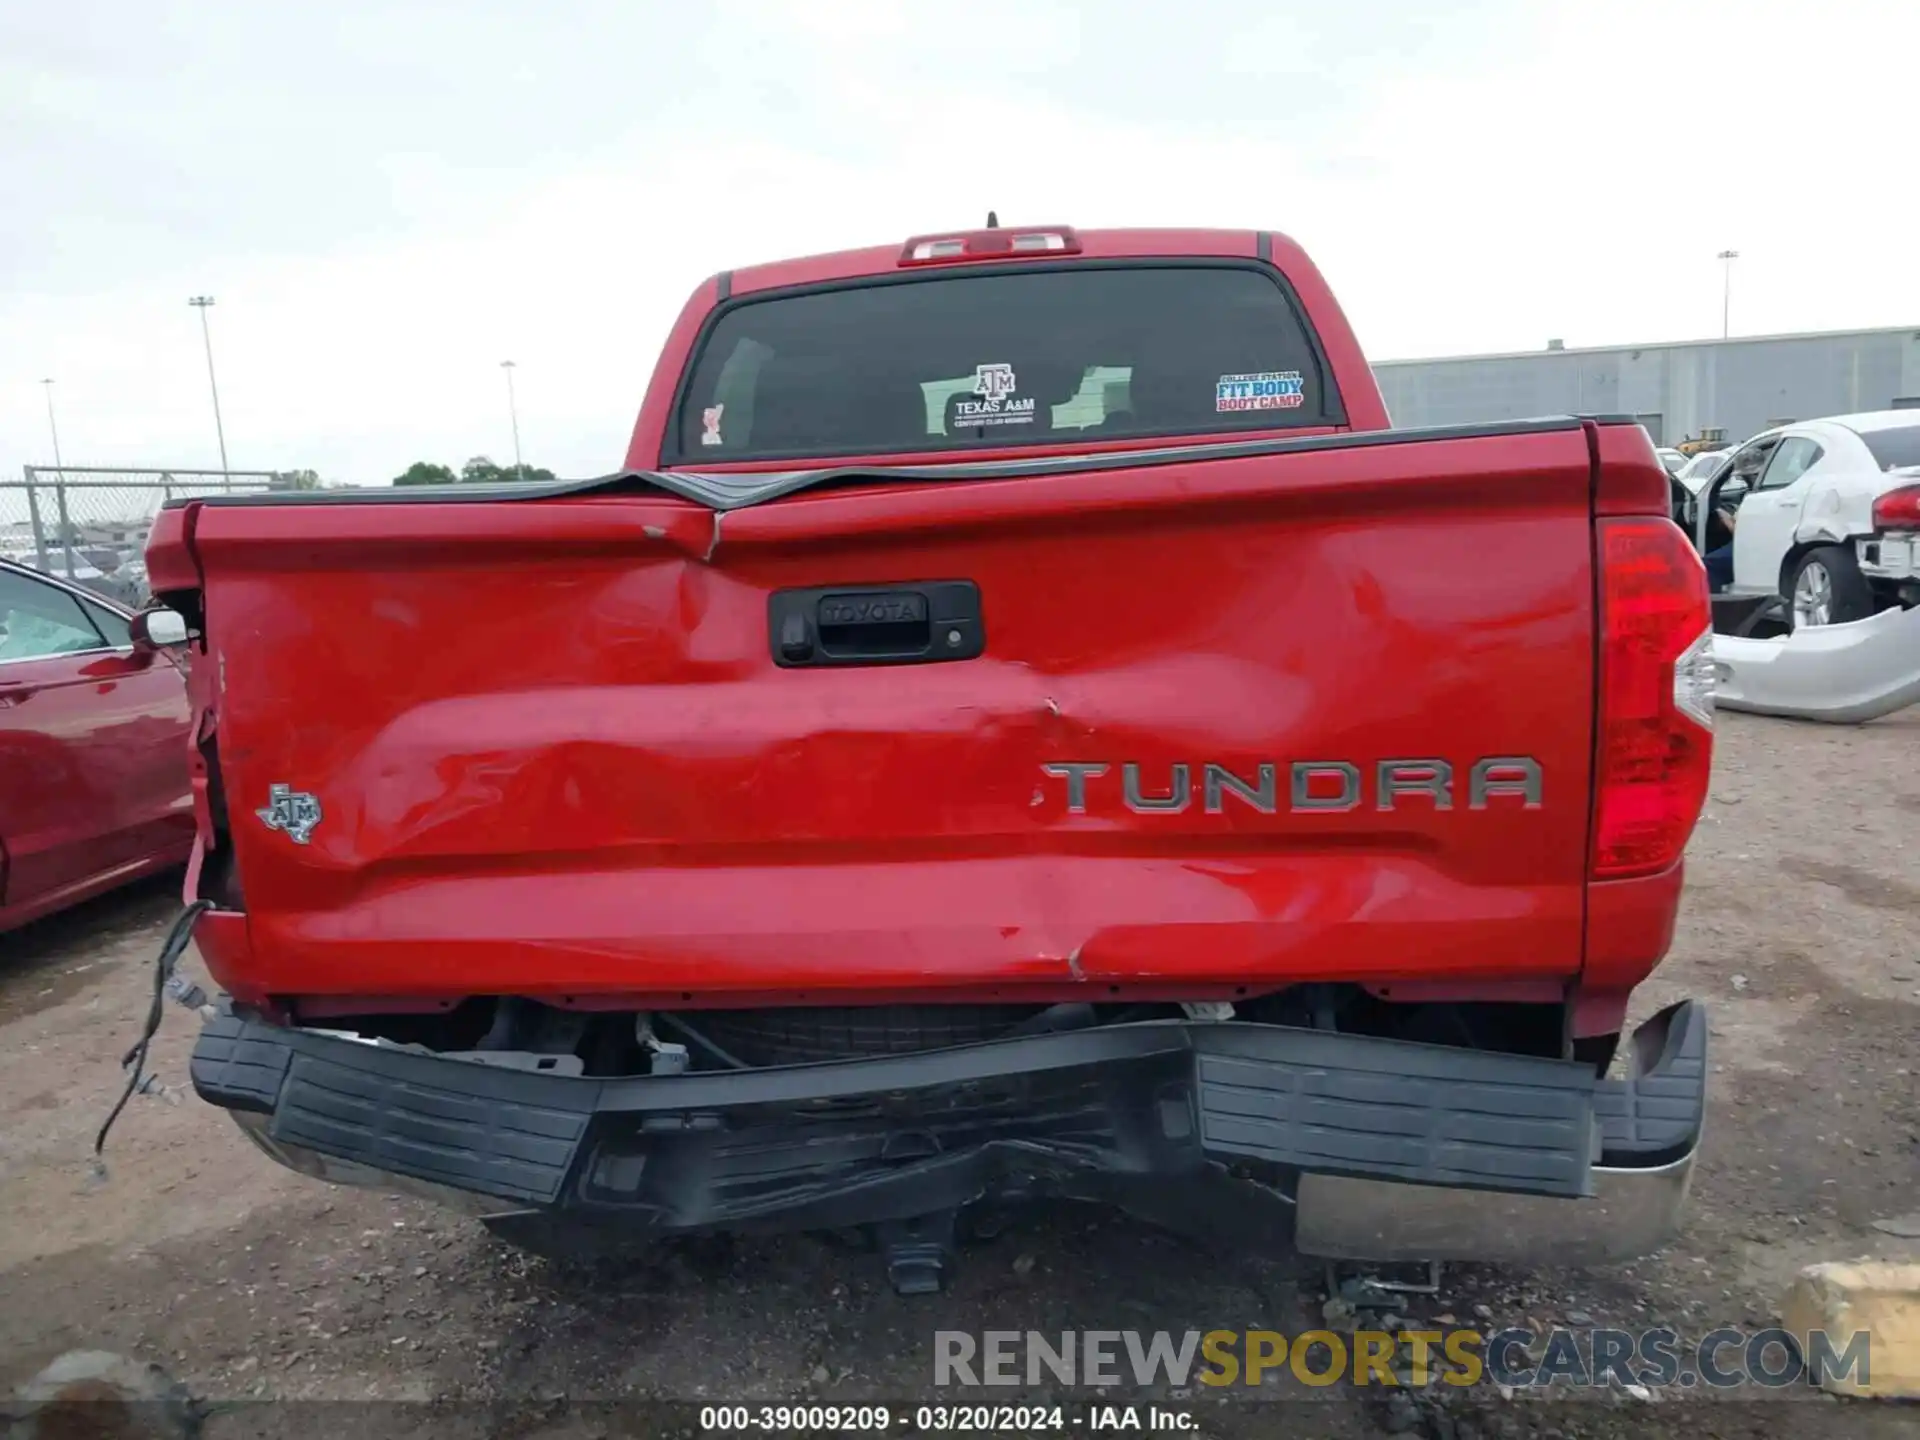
[0,559,194,933]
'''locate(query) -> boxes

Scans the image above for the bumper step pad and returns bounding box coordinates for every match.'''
[192,1003,1707,1284]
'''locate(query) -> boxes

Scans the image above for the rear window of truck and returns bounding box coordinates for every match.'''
[670,263,1340,463]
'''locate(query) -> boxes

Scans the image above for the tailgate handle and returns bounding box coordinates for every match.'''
[769,581,984,668]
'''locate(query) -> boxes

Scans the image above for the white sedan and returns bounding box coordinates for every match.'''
[1685,411,1920,629]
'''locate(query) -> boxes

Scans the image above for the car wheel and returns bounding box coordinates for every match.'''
[1787,546,1874,630]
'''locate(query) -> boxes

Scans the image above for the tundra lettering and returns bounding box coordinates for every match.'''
[1044,758,1545,815]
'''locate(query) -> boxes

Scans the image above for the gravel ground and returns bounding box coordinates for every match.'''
[2,710,1917,1439]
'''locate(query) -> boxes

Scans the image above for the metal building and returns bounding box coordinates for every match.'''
[1373,325,1920,447]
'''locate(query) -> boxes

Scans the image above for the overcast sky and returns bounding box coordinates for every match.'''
[4,0,1915,488]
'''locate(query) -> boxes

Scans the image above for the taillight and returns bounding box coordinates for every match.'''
[1591,518,1715,880]
[1871,483,1920,530]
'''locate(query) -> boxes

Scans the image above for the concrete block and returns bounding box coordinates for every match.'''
[1780,1261,1920,1399]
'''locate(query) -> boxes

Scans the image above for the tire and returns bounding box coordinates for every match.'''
[1786,545,1874,630]
[696,1004,1043,1066]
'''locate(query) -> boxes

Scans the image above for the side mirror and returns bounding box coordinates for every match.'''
[129,607,190,651]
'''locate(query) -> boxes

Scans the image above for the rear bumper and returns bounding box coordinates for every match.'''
[191,1001,1706,1267]
[1714,602,1920,723]
[1858,531,1920,583]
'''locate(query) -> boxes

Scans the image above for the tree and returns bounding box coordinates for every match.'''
[269,469,323,491]
[460,456,556,484]
[391,458,554,487]
[392,461,457,487]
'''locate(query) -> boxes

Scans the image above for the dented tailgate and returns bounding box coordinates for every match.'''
[173,423,1597,1007]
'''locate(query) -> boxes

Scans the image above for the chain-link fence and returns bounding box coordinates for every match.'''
[1,467,285,607]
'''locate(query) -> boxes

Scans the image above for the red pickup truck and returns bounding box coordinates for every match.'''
[151,224,1714,1292]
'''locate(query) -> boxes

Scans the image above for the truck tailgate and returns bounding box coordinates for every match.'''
[180,423,1596,1002]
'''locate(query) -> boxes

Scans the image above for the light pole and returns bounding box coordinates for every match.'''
[188,295,231,484]
[500,360,523,479]
[37,378,75,576]
[1716,250,1739,339]
[39,379,66,472]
